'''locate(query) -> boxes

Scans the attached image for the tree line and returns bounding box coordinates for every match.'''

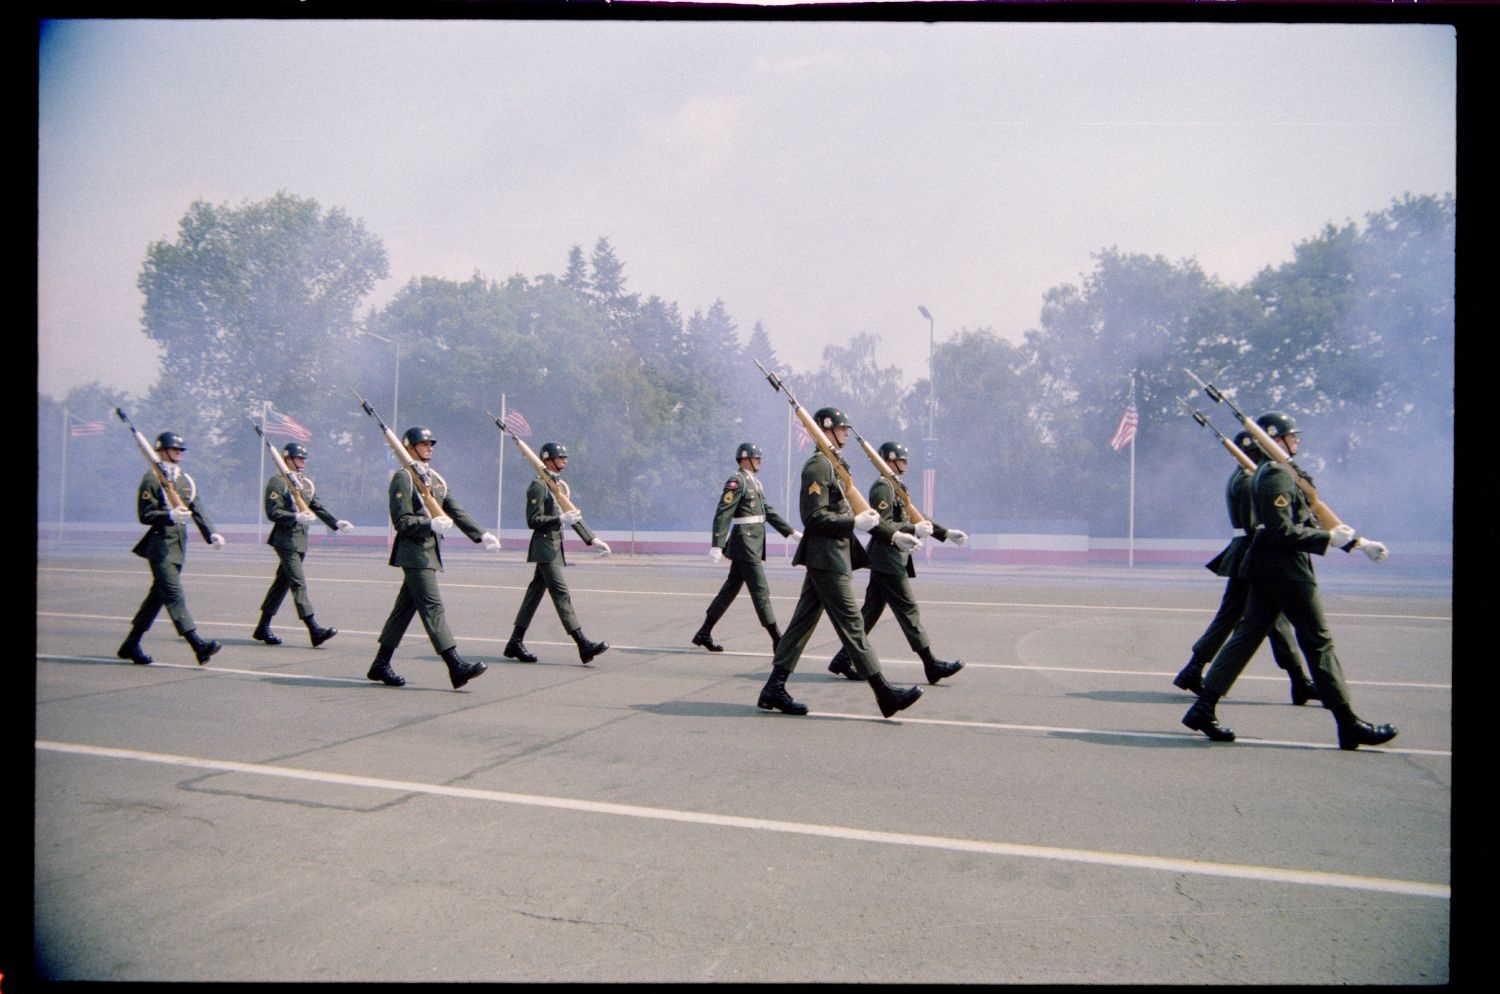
[40,190,1454,542]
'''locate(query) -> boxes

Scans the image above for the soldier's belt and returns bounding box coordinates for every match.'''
[731,515,766,526]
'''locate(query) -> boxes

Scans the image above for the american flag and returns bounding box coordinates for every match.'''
[69,414,107,438]
[795,422,813,451]
[265,409,312,442]
[502,409,532,438]
[1109,400,1138,452]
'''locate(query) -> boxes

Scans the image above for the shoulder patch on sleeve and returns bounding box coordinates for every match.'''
[722,491,736,504]
[808,481,822,496]
[1273,494,1291,508]
[724,479,739,490]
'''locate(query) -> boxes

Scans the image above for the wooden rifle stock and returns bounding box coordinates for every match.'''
[489,413,581,515]
[115,407,191,510]
[352,389,450,523]
[750,359,872,517]
[1183,370,1344,529]
[251,420,313,515]
[850,428,928,525]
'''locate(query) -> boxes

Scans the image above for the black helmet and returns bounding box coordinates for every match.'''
[539,441,569,462]
[154,431,187,451]
[878,441,910,463]
[1255,412,1300,439]
[735,442,763,462]
[1233,430,1255,451]
[283,442,309,460]
[403,426,436,447]
[812,407,851,431]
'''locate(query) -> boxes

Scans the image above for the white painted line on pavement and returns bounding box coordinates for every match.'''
[35,739,1450,900]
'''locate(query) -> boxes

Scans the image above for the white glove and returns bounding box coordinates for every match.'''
[594,539,612,557]
[560,509,583,528]
[209,532,225,548]
[169,505,193,524]
[431,516,454,535]
[948,529,968,547]
[481,531,500,551]
[854,509,880,533]
[1329,524,1357,549]
[789,530,803,542]
[1358,538,1389,563]
[296,510,317,525]
[709,547,724,563]
[914,521,934,539]
[893,532,922,552]
[336,519,354,533]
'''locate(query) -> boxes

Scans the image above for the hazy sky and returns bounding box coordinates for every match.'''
[37,17,1456,401]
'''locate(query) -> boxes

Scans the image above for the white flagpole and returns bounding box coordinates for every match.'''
[497,393,507,551]
[784,404,794,560]
[1127,373,1136,568]
[258,401,270,544]
[59,407,69,543]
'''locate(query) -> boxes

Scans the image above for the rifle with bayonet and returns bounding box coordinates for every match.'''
[751,357,872,517]
[1177,398,1256,474]
[487,410,580,517]
[250,418,314,516]
[352,388,452,527]
[848,424,929,526]
[1182,368,1343,529]
[114,407,195,510]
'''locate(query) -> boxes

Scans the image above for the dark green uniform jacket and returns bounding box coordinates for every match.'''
[388,465,487,569]
[132,469,216,564]
[1204,466,1253,578]
[265,473,339,553]
[525,475,597,565]
[791,451,895,573]
[711,468,795,562]
[864,475,951,578]
[1240,461,1333,583]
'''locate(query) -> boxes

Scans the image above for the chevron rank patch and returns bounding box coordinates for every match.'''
[878,500,890,510]
[808,481,822,496]
[1274,494,1291,508]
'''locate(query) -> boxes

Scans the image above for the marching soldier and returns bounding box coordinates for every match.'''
[826,440,967,686]
[252,442,352,648]
[117,431,225,666]
[366,426,498,690]
[756,407,925,719]
[503,441,612,665]
[1173,431,1319,704]
[1183,412,1397,750]
[691,442,800,653]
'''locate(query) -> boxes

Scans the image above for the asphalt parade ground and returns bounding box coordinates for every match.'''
[30,542,1454,983]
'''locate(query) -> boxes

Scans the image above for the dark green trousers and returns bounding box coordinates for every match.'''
[771,567,882,678]
[1204,579,1351,707]
[858,570,930,653]
[131,559,196,635]
[512,560,580,633]
[704,558,777,628]
[378,568,455,653]
[259,547,314,620]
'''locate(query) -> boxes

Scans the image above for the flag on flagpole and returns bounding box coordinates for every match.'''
[1109,397,1138,452]
[68,414,107,437]
[794,422,812,451]
[265,408,312,442]
[502,409,532,438]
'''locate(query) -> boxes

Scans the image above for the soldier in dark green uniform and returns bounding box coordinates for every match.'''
[1183,412,1397,750]
[366,426,499,690]
[756,407,925,719]
[1172,431,1319,704]
[826,440,967,686]
[252,442,351,648]
[691,442,800,653]
[117,431,226,666]
[503,441,612,665]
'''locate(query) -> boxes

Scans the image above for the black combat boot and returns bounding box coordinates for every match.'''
[691,618,724,653]
[827,646,864,681]
[441,647,487,689]
[366,644,405,687]
[766,624,782,651]
[304,616,338,647]
[504,627,538,663]
[1172,655,1208,695]
[757,666,808,715]
[185,629,221,665]
[252,613,282,646]
[918,647,964,685]
[569,629,609,664]
[1288,671,1321,706]
[117,627,153,665]
[869,672,922,718]
[1182,690,1235,742]
[1331,704,1398,751]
